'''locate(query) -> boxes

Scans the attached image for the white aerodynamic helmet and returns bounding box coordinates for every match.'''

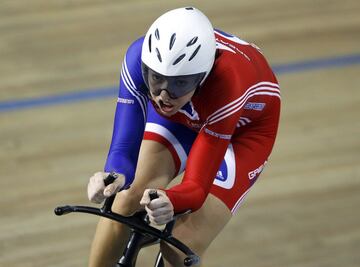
[141,7,216,93]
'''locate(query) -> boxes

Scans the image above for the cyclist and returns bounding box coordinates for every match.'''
[87,6,281,267]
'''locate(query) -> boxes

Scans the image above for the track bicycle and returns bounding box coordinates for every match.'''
[54,173,200,267]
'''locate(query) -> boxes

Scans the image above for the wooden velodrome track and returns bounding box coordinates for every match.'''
[1,0,359,266]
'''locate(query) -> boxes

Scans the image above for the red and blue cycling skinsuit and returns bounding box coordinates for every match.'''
[105,29,281,214]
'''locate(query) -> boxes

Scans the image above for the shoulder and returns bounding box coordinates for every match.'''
[126,36,144,57]
[214,29,276,82]
[123,36,144,69]
[200,29,278,102]
[196,36,279,125]
[197,51,256,115]
[118,36,149,96]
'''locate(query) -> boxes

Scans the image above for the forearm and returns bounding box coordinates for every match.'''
[166,180,207,212]
[105,150,138,188]
[166,131,230,213]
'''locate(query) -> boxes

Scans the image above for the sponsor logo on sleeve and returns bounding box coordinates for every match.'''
[244,102,266,111]
[117,97,135,104]
[204,128,232,140]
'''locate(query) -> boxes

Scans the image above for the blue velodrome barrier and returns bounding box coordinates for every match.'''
[1,53,359,113]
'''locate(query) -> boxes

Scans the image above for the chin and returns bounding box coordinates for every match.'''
[161,109,177,117]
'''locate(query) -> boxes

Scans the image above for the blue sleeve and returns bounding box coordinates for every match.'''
[104,37,149,188]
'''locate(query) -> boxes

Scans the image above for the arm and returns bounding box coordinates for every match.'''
[165,127,232,213]
[139,129,231,224]
[104,37,148,188]
[164,66,247,213]
[88,38,148,203]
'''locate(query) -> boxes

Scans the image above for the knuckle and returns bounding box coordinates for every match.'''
[94,192,102,200]
[89,194,98,203]
[90,176,98,184]
[105,184,114,192]
[152,210,160,217]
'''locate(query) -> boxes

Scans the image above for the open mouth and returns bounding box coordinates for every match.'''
[159,100,174,113]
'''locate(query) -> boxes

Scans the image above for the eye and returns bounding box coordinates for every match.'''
[174,79,188,87]
[151,74,163,82]
[168,92,178,99]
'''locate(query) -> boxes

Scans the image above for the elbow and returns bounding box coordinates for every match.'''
[190,188,207,212]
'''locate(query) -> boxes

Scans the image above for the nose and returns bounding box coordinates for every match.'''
[159,89,171,101]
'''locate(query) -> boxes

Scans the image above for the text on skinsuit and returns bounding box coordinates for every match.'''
[117,97,135,104]
[244,102,266,111]
[204,128,232,140]
[248,161,267,179]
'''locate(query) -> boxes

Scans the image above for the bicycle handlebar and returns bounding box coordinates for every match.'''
[54,173,200,266]
[103,172,117,186]
[54,203,199,266]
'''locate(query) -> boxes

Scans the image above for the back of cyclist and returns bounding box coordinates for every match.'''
[87,7,280,267]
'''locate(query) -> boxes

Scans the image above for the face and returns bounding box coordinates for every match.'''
[147,69,196,116]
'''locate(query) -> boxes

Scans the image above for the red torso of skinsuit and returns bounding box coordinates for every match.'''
[155,30,281,212]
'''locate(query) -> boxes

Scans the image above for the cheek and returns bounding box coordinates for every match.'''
[173,95,192,108]
[148,84,160,99]
[180,91,195,102]
[148,83,156,91]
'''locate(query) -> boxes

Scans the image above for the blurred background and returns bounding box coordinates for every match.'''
[0,0,359,266]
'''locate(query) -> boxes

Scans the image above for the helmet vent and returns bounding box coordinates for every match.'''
[148,34,152,52]
[186,37,198,47]
[155,28,160,40]
[185,7,194,10]
[155,48,162,62]
[189,45,201,61]
[169,33,176,50]
[173,54,186,65]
